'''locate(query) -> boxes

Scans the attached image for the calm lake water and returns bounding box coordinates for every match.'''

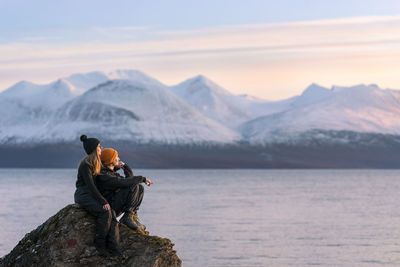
[1,169,400,266]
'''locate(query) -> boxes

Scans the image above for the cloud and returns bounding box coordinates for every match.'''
[90,25,154,39]
[1,15,400,99]
[2,15,400,61]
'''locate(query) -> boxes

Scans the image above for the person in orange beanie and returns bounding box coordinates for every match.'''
[96,148,152,232]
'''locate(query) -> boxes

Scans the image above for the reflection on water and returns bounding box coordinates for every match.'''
[1,168,400,266]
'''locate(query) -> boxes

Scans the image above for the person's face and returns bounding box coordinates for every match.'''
[97,144,102,155]
[112,156,120,167]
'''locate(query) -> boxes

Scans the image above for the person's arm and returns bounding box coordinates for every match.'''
[122,164,134,177]
[97,173,146,190]
[80,163,108,205]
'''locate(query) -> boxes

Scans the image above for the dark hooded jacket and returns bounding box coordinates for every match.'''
[75,159,108,205]
[95,164,146,202]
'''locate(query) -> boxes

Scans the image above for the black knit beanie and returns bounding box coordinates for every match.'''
[80,135,100,155]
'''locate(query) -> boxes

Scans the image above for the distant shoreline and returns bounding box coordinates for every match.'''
[1,140,400,169]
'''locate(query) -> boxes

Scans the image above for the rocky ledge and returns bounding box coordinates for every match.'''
[0,204,181,267]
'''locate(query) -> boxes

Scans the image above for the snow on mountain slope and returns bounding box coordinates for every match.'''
[3,69,400,146]
[107,69,166,89]
[289,83,332,108]
[1,81,43,98]
[1,79,78,102]
[0,80,79,143]
[0,69,167,125]
[0,74,101,114]
[1,69,166,104]
[0,79,82,130]
[170,75,249,127]
[240,84,400,144]
[239,95,298,119]
[170,75,296,127]
[36,79,240,144]
[63,72,109,94]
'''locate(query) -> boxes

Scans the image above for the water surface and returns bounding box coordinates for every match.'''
[1,169,400,266]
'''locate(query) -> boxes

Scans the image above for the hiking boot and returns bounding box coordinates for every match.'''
[108,247,123,257]
[106,240,121,257]
[132,212,146,231]
[120,211,146,231]
[94,243,111,256]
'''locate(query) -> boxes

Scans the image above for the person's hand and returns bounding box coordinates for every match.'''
[103,204,111,211]
[119,161,125,168]
[144,177,153,187]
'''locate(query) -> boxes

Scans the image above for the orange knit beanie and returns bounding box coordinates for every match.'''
[100,148,118,165]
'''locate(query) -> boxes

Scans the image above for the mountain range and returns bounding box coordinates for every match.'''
[1,70,400,168]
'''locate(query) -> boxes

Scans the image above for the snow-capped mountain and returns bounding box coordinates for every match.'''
[0,79,82,134]
[1,69,166,99]
[1,79,240,144]
[170,75,295,127]
[2,69,400,147]
[170,75,249,127]
[1,79,79,108]
[107,69,167,89]
[240,84,400,144]
[289,83,332,108]
[0,69,168,126]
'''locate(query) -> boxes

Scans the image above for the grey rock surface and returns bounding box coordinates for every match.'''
[0,204,181,267]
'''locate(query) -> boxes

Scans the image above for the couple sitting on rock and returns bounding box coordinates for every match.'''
[73,135,153,256]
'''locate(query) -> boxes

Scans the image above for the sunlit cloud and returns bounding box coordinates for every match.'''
[90,25,155,40]
[1,15,400,100]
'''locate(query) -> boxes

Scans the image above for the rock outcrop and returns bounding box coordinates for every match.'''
[0,204,181,267]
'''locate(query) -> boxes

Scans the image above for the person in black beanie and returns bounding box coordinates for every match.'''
[74,135,121,256]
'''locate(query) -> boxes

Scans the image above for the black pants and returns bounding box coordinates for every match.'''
[74,187,119,248]
[110,184,144,217]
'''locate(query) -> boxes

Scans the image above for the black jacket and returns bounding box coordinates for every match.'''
[75,159,108,205]
[95,164,146,201]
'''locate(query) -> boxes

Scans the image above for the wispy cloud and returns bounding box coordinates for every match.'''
[18,36,63,42]
[1,15,400,99]
[90,25,155,40]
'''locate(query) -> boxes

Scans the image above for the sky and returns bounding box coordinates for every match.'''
[1,0,400,100]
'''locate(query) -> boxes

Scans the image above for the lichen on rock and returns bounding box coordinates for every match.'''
[0,204,181,267]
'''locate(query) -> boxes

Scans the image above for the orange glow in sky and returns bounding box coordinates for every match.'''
[1,15,400,100]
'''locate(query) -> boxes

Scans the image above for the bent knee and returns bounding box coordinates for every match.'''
[130,184,144,192]
[138,184,144,192]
